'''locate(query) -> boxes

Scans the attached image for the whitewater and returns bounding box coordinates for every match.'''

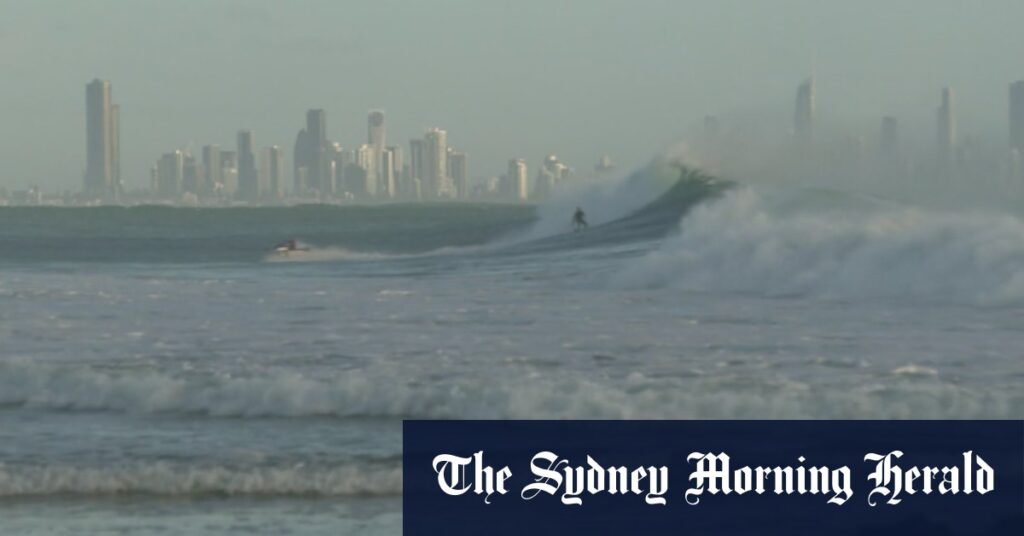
[1,155,1023,534]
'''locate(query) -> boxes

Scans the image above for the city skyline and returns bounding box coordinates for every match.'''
[5,1,1024,193]
[57,72,1024,206]
[3,70,1023,206]
[138,102,576,204]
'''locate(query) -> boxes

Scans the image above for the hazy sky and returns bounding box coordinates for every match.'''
[2,0,1023,190]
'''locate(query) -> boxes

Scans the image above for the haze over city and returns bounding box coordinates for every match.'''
[3,0,1024,197]
[5,4,1024,534]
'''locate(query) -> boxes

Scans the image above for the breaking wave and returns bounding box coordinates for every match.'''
[497,163,730,255]
[0,359,1019,419]
[614,187,1024,305]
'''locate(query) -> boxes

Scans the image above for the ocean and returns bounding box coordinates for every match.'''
[1,161,1023,534]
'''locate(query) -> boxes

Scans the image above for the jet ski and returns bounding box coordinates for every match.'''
[271,239,310,256]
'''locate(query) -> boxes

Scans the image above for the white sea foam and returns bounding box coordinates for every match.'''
[263,245,401,263]
[0,462,400,497]
[0,359,1019,420]
[613,188,1024,305]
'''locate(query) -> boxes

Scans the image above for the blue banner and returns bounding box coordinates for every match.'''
[404,421,1023,535]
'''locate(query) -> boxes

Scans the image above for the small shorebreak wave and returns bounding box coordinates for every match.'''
[1,359,1019,420]
[0,462,401,497]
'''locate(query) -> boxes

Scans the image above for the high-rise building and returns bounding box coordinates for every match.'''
[534,154,571,200]
[260,146,284,201]
[293,129,310,195]
[794,77,815,143]
[423,128,451,198]
[85,79,119,200]
[386,145,404,178]
[341,147,367,199]
[326,143,344,196]
[182,154,200,198]
[220,151,238,197]
[384,145,403,198]
[367,111,386,197]
[294,109,330,196]
[355,144,378,197]
[110,104,121,196]
[447,149,468,199]
[937,86,956,164]
[368,110,386,151]
[202,145,222,195]
[308,109,329,194]
[307,108,326,146]
[328,144,349,195]
[880,116,899,163]
[409,138,425,188]
[1010,81,1024,154]
[506,158,528,201]
[237,130,258,202]
[380,151,395,199]
[155,150,184,200]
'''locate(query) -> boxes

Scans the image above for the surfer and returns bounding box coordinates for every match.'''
[572,207,588,232]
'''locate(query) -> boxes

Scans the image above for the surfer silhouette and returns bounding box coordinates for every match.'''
[572,207,588,232]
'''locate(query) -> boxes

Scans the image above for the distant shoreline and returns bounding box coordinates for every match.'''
[0,201,538,210]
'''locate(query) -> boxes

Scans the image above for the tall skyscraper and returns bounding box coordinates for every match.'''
[936,86,956,165]
[341,148,366,199]
[386,145,404,178]
[368,110,386,150]
[182,154,200,197]
[379,149,396,199]
[220,151,238,197]
[447,149,468,199]
[329,143,350,195]
[294,109,330,196]
[202,145,222,195]
[155,150,184,200]
[355,144,378,197]
[880,116,899,163]
[237,130,258,202]
[307,109,326,146]
[308,109,329,195]
[409,138,425,190]
[260,146,284,201]
[506,158,528,201]
[326,142,344,196]
[1010,81,1024,154]
[367,110,386,197]
[293,129,310,195]
[423,128,450,198]
[794,77,815,143]
[384,145,403,196]
[84,79,119,200]
[110,104,121,196]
